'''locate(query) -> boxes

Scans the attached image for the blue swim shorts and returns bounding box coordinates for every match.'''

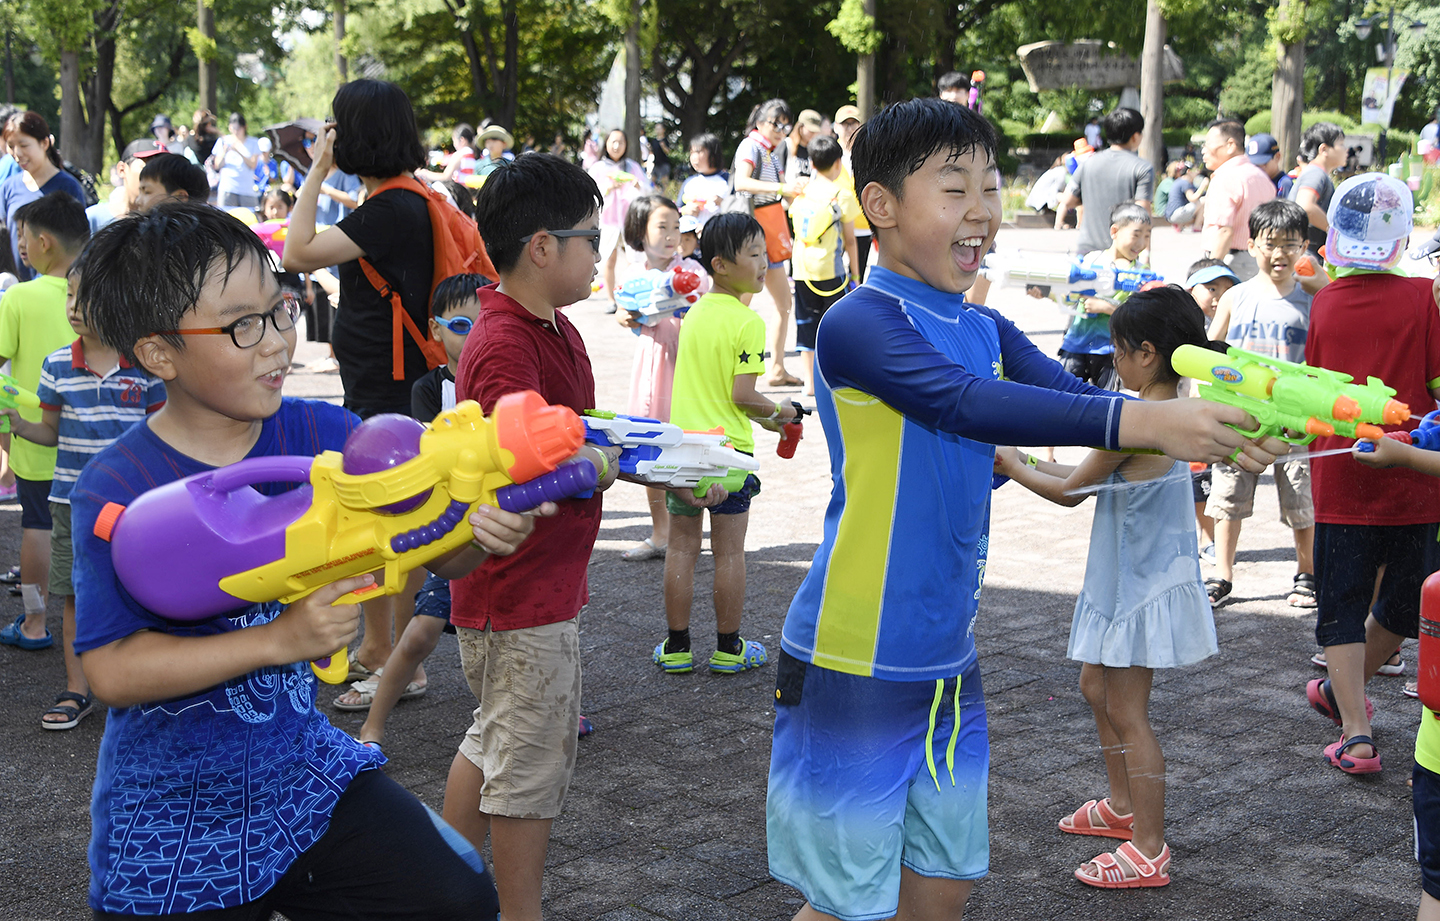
[766,653,989,921]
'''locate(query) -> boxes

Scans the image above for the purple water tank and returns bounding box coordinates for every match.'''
[342,414,431,514]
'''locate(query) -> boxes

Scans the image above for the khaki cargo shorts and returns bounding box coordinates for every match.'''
[1206,460,1314,528]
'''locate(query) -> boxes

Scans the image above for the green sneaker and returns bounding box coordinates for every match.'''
[653,639,694,673]
[709,638,768,674]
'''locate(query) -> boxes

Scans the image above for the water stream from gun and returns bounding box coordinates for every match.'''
[1058,445,1362,498]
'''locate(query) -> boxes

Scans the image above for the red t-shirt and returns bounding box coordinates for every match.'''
[1305,272,1440,525]
[451,285,600,631]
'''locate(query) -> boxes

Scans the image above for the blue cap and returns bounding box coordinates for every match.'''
[1184,264,1241,288]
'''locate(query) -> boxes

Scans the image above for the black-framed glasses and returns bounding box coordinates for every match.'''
[433,314,474,335]
[518,228,602,254]
[159,293,301,348]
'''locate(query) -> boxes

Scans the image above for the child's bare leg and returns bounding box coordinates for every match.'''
[663,512,705,631]
[604,245,621,306]
[356,594,396,674]
[18,526,49,640]
[1079,662,1132,814]
[488,815,553,921]
[1100,666,1163,859]
[442,752,491,850]
[358,615,446,745]
[791,872,974,921]
[647,486,669,548]
[709,511,749,635]
[1325,613,1410,761]
[389,568,428,686]
[1294,524,1315,576]
[41,596,90,725]
[1419,890,1440,921]
[1195,503,1214,546]
[1213,517,1241,584]
[764,265,794,381]
[802,350,815,396]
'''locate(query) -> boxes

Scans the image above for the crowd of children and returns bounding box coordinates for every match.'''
[5,77,1440,921]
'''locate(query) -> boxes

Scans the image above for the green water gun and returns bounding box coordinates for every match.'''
[0,372,41,434]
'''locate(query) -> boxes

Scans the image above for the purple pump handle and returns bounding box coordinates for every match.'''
[206,455,315,492]
[495,461,599,512]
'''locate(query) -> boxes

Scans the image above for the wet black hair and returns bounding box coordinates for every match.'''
[1102,107,1144,145]
[1110,285,1211,385]
[689,133,723,173]
[261,187,294,211]
[439,179,476,221]
[140,152,210,202]
[453,123,476,146]
[1248,198,1308,240]
[809,135,842,172]
[474,152,603,272]
[78,202,274,364]
[936,71,970,94]
[1109,201,1152,228]
[699,212,764,274]
[431,273,489,317]
[1299,121,1344,161]
[851,97,997,217]
[1208,119,1246,151]
[622,194,680,252]
[332,79,427,178]
[13,192,89,253]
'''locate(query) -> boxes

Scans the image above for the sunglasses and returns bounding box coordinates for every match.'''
[518,228,603,254]
[433,314,474,335]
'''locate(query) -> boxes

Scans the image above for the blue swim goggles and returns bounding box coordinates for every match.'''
[433,315,474,335]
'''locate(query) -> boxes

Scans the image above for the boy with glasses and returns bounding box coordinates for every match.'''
[1204,199,1317,608]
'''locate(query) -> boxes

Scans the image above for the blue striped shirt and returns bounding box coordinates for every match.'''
[35,339,166,503]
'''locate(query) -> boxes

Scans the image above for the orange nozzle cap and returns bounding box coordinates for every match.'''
[1356,423,1385,440]
[1331,395,1361,421]
[93,502,125,541]
[1305,417,1335,437]
[1384,399,1411,425]
[493,390,585,482]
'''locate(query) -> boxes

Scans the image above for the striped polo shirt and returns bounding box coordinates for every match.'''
[35,339,166,504]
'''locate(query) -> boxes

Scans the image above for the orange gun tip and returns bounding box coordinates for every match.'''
[1355,423,1385,440]
[1384,399,1412,425]
[1304,417,1336,437]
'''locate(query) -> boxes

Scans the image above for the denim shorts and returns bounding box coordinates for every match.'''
[666,473,761,518]
[1314,522,1440,646]
[15,476,52,530]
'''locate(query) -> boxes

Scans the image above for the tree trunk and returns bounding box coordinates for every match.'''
[4,32,13,105]
[1272,37,1304,174]
[499,0,518,128]
[334,0,347,82]
[1138,0,1166,174]
[935,1,957,81]
[59,49,86,166]
[624,0,641,162]
[197,0,217,114]
[856,0,875,118]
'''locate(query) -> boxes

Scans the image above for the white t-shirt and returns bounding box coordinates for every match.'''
[214,134,261,197]
[679,171,730,228]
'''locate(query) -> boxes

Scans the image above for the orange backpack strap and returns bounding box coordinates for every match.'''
[359,176,450,380]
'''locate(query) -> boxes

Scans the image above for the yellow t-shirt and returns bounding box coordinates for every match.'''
[0,274,74,480]
[836,164,870,233]
[1419,706,1440,774]
[669,292,767,454]
[790,173,863,282]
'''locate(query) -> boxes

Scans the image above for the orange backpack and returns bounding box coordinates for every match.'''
[359,175,498,381]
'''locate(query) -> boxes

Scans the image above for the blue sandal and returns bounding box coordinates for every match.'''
[0,613,52,650]
[709,638,768,674]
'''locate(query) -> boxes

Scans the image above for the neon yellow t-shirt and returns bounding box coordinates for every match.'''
[1419,706,1440,774]
[790,173,863,282]
[0,275,74,480]
[836,165,870,233]
[669,292,767,454]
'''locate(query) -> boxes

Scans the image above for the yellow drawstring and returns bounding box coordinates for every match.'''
[925,674,965,791]
[946,673,962,785]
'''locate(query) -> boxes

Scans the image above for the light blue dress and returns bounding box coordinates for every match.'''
[1069,460,1218,669]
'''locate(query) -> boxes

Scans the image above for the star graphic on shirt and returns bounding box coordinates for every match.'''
[739,350,752,364]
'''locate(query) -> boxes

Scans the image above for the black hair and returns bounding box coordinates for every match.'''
[602,128,628,162]
[754,99,792,130]
[852,97,997,213]
[1109,201,1151,228]
[262,187,294,211]
[439,179,476,220]
[936,71,970,94]
[689,133,722,173]
[140,152,210,202]
[431,272,489,317]
[5,111,64,170]
[1299,121,1344,161]
[78,202,274,364]
[1248,198,1308,240]
[1186,256,1229,278]
[622,193,679,252]
[14,192,89,253]
[1110,285,1210,385]
[1102,107,1144,145]
[698,212,764,274]
[474,152,603,272]
[809,135,842,172]
[331,79,427,178]
[228,112,247,129]
[453,123,475,146]
[0,225,16,278]
[1208,119,1245,151]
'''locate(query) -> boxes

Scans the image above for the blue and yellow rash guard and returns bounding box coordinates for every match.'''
[781,267,1128,681]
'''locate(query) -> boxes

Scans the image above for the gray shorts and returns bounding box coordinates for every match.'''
[1206,460,1314,528]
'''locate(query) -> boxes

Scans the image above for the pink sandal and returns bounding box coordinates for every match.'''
[1324,734,1381,774]
[1075,842,1171,889]
[1058,798,1134,840]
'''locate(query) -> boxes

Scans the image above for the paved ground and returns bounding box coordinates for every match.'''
[0,225,1427,919]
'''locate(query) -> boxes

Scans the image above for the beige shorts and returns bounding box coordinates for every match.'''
[1206,460,1314,528]
[456,619,581,819]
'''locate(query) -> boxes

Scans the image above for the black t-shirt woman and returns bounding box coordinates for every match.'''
[282,80,434,418]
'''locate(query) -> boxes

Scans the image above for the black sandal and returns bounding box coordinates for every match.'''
[1288,573,1318,608]
[1205,578,1232,607]
[42,691,92,731]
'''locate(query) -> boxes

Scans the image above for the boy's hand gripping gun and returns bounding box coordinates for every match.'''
[93,392,596,683]
[615,266,703,331]
[584,410,759,496]
[0,373,40,433]
[1357,409,1440,453]
[1171,344,1411,445]
[980,252,1163,306]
